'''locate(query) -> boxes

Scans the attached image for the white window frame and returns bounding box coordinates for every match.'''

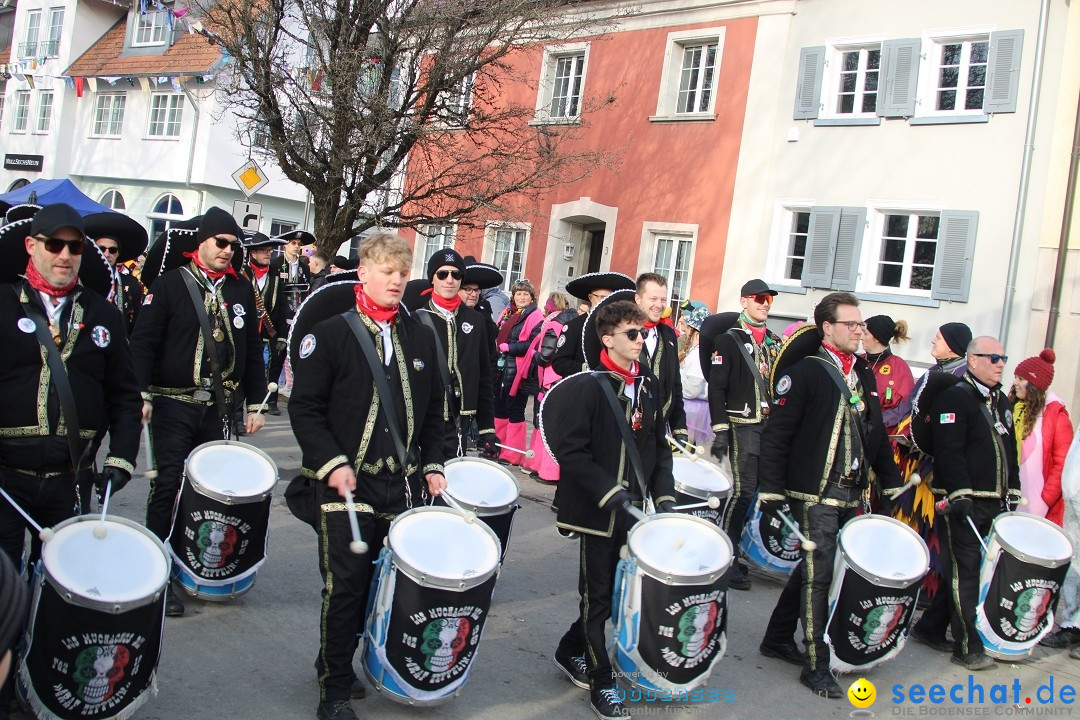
[651,27,726,122]
[99,189,126,212]
[269,219,297,237]
[146,92,184,138]
[819,39,884,120]
[637,221,698,309]
[858,201,947,298]
[0,94,6,127]
[147,193,185,239]
[34,91,54,133]
[436,72,474,128]
[413,222,456,277]
[764,202,816,287]
[11,90,30,133]
[533,42,589,125]
[484,222,530,293]
[43,8,64,57]
[133,9,169,47]
[92,92,126,137]
[915,26,994,118]
[21,11,41,58]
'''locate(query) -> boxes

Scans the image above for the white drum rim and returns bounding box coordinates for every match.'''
[41,515,170,613]
[443,456,520,515]
[185,439,279,504]
[838,514,930,588]
[388,506,501,589]
[990,512,1075,568]
[671,458,732,500]
[627,513,733,585]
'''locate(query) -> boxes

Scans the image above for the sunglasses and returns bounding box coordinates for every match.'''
[98,245,120,255]
[212,237,240,250]
[610,328,645,341]
[745,293,773,306]
[37,236,85,255]
[973,353,1009,364]
[436,269,463,281]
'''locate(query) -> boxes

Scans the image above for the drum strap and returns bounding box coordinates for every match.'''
[180,270,231,436]
[14,287,90,475]
[961,382,1009,465]
[591,373,649,501]
[417,310,455,412]
[811,356,869,460]
[727,328,771,403]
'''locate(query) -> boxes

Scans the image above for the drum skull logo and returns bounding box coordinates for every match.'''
[196,520,238,568]
[676,601,719,657]
[74,644,131,705]
[861,603,905,647]
[420,617,470,673]
[1014,587,1052,633]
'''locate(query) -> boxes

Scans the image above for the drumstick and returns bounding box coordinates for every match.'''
[965,515,990,553]
[776,511,818,552]
[665,435,702,461]
[494,442,535,458]
[142,422,158,479]
[0,486,54,542]
[340,486,369,555]
[254,382,279,419]
[887,472,922,499]
[439,492,477,524]
[671,496,723,511]
[93,479,112,540]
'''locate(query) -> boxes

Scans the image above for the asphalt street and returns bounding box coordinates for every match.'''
[15,403,1080,720]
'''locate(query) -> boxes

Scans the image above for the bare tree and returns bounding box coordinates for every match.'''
[197,0,626,250]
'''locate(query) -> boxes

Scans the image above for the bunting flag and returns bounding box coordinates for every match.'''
[87,77,97,93]
[170,77,182,93]
[74,77,84,98]
[64,76,74,89]
[25,74,35,89]
[139,77,150,91]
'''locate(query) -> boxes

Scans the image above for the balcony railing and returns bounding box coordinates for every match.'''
[18,42,37,58]
[40,39,60,57]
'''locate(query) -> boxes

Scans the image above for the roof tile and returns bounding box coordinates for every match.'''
[66,16,222,77]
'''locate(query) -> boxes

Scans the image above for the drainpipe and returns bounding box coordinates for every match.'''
[1044,86,1080,348]
[999,0,1050,344]
[182,86,201,199]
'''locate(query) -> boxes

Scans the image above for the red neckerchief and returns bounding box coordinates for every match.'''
[823,341,855,375]
[600,348,638,385]
[422,287,462,313]
[643,320,658,330]
[249,262,270,280]
[24,260,77,297]
[183,251,237,279]
[355,284,398,324]
[739,315,767,345]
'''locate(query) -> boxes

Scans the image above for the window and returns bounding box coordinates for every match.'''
[12,91,30,132]
[0,94,5,127]
[677,42,718,114]
[912,30,1025,120]
[653,28,726,121]
[490,226,527,292]
[833,46,880,116]
[270,220,297,237]
[42,8,63,57]
[437,73,474,127]
[414,223,454,275]
[92,93,126,136]
[35,92,53,133]
[147,93,183,137]
[20,11,40,58]
[133,10,169,46]
[653,236,694,309]
[873,213,939,293]
[535,43,588,124]
[100,189,126,212]
[148,193,184,240]
[933,39,987,113]
[8,179,30,191]
[781,210,811,282]
[252,118,270,149]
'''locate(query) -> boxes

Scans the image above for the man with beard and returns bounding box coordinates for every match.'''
[243,233,287,415]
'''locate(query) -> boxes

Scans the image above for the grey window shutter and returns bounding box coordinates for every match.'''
[878,39,921,118]
[985,30,1024,114]
[794,46,825,120]
[801,206,841,289]
[931,210,979,302]
[830,207,867,291]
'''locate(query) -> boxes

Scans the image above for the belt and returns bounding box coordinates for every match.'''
[0,464,82,479]
[829,470,860,488]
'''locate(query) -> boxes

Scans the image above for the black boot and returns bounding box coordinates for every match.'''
[267,391,281,416]
[800,665,842,698]
[165,583,186,617]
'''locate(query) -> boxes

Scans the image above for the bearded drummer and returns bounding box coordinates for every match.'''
[756,292,901,699]
[289,233,447,720]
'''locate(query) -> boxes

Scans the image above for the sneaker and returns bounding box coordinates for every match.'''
[728,564,751,591]
[553,650,589,689]
[1040,628,1080,649]
[951,652,994,671]
[316,700,358,720]
[800,666,842,699]
[910,625,951,653]
[759,639,805,666]
[165,584,185,617]
[590,686,629,720]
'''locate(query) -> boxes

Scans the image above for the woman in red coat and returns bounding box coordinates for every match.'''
[861,316,915,434]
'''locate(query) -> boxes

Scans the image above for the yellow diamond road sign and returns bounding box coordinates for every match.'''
[231,159,269,198]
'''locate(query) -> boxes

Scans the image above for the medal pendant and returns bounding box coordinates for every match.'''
[631,407,643,431]
[212,324,225,342]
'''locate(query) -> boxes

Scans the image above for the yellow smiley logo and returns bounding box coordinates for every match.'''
[848,678,876,709]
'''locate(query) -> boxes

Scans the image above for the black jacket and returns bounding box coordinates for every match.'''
[930,373,1020,500]
[551,312,588,379]
[270,254,310,319]
[759,351,901,504]
[417,300,495,435]
[707,324,781,430]
[0,280,141,474]
[642,322,686,435]
[242,265,287,341]
[113,270,144,336]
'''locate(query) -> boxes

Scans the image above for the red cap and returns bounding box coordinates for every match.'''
[1015,348,1055,391]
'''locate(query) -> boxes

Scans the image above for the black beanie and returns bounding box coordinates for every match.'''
[197,206,242,243]
[865,315,896,346]
[426,248,466,281]
[0,550,27,658]
[939,322,972,356]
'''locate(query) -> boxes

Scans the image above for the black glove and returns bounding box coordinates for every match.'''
[479,433,499,458]
[949,496,974,520]
[711,433,729,462]
[601,489,632,513]
[96,466,131,504]
[657,500,676,514]
[877,491,896,516]
[1005,491,1022,513]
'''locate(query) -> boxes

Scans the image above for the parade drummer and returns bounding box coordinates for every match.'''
[707,278,781,591]
[912,336,1019,671]
[541,298,675,720]
[757,292,901,699]
[242,232,288,416]
[84,211,148,335]
[288,233,447,720]
[551,272,636,378]
[129,207,267,618]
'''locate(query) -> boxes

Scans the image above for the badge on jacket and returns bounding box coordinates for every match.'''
[91,326,111,348]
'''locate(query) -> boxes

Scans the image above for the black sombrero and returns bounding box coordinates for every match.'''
[243,232,286,250]
[288,280,360,367]
[402,278,432,312]
[581,288,636,370]
[5,204,41,224]
[461,256,503,290]
[84,211,149,263]
[140,221,246,289]
[0,212,112,297]
[910,372,965,456]
[324,269,360,284]
[271,229,316,246]
[565,271,635,301]
[769,323,823,396]
[697,311,741,379]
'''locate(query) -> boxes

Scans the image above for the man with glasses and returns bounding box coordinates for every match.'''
[757,292,901,698]
[912,336,1019,671]
[552,272,636,378]
[707,278,782,591]
[85,212,147,335]
[130,207,268,617]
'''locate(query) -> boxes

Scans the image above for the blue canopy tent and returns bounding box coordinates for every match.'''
[0,178,112,216]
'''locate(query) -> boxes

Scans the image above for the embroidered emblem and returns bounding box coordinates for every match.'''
[142,294,153,306]
[557,334,567,348]
[413,359,425,371]
[17,318,35,334]
[91,326,111,348]
[233,303,246,316]
[1005,410,1013,426]
[444,252,456,263]
[233,316,245,329]
[711,352,722,365]
[777,375,792,396]
[940,413,956,424]
[880,365,891,376]
[461,322,474,334]
[299,334,316,358]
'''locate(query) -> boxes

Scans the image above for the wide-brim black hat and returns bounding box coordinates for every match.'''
[697,311,741,379]
[402,278,432,312]
[0,214,112,297]
[769,323,822,396]
[582,288,636,370]
[462,260,503,291]
[5,203,41,224]
[141,221,246,289]
[565,271,635,301]
[324,269,360,284]
[271,229,316,246]
[84,211,149,263]
[537,366,590,462]
[910,373,965,456]
[242,232,286,250]
[288,280,360,367]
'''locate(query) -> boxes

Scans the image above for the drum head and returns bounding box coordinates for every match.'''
[43,517,169,604]
[672,457,731,496]
[629,515,731,579]
[187,441,277,497]
[444,458,519,510]
[390,508,500,582]
[840,515,929,584]
[993,513,1073,564]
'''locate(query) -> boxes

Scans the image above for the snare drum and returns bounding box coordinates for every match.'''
[976,512,1073,658]
[441,457,520,559]
[825,515,929,672]
[169,440,278,600]
[671,457,730,526]
[740,500,801,581]
[18,516,169,720]
[613,514,732,692]
[363,506,501,705]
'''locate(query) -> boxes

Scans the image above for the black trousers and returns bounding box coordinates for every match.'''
[146,397,227,541]
[721,424,763,553]
[915,498,998,656]
[556,512,633,689]
[763,485,859,672]
[266,339,287,402]
[0,468,79,569]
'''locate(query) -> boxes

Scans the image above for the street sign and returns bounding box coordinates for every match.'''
[231,159,269,197]
[232,200,263,234]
